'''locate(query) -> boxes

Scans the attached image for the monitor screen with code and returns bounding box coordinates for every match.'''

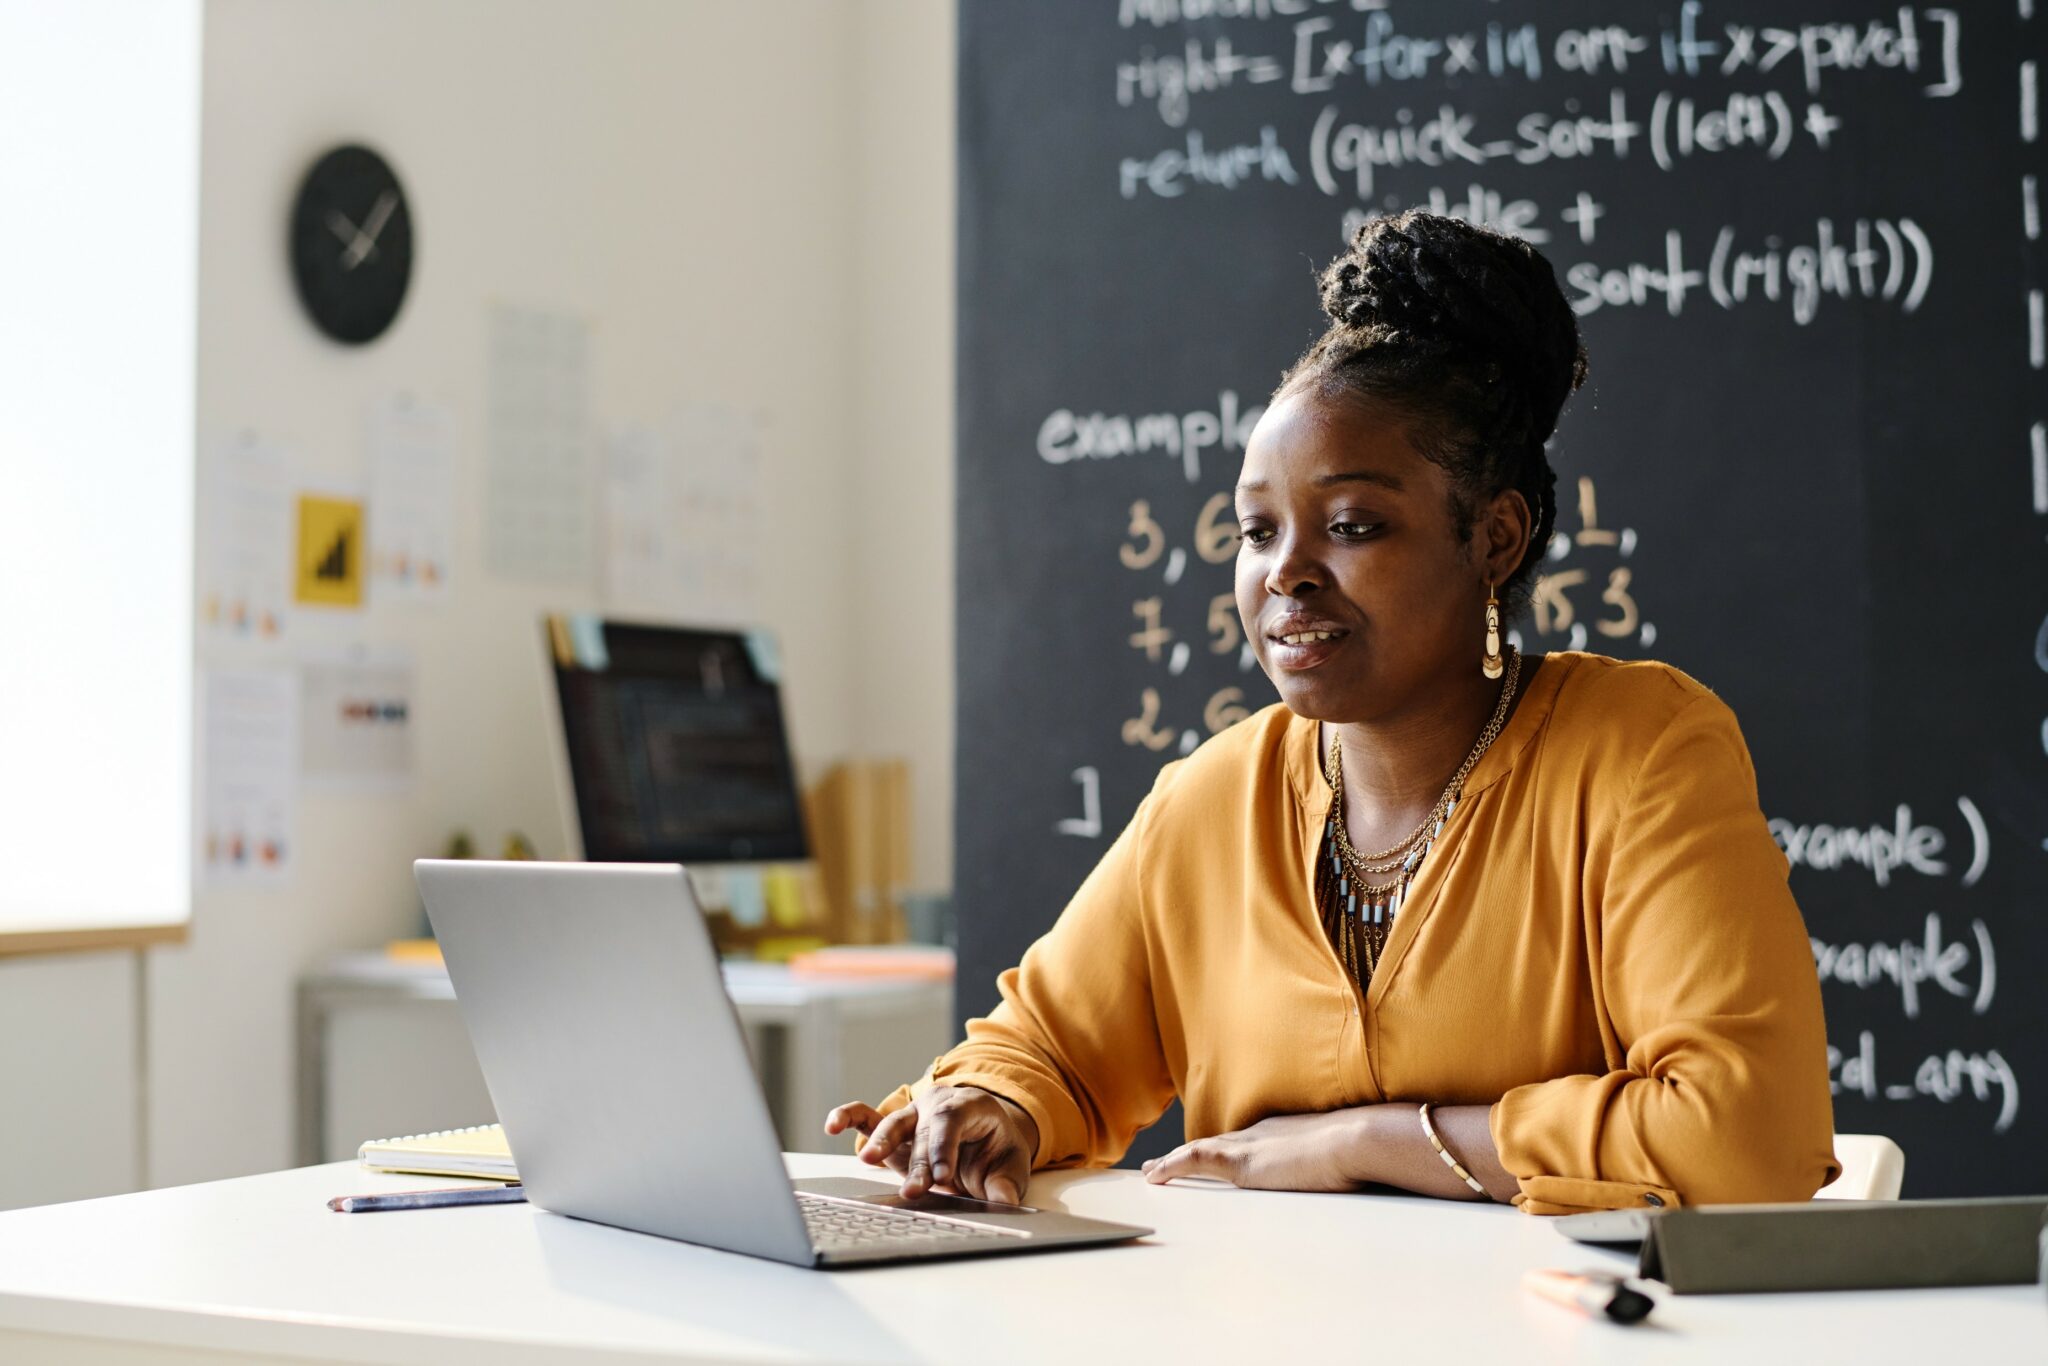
[547,618,807,864]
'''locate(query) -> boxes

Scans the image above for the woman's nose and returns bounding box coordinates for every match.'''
[1264,538,1323,597]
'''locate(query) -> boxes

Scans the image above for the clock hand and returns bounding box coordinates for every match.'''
[327,206,382,272]
[327,211,380,271]
[326,208,364,250]
[358,190,398,246]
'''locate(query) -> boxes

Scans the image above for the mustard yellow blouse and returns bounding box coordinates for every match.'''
[881,652,1840,1214]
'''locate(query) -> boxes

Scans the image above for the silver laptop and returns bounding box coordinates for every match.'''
[414,859,1152,1268]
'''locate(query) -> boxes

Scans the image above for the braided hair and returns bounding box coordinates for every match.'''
[1277,210,1588,617]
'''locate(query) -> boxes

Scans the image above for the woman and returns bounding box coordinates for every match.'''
[827,210,1838,1215]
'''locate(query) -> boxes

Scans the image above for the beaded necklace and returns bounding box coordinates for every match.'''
[1314,648,1523,993]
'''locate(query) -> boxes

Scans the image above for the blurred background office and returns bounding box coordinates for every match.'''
[5,0,2045,1211]
[0,0,955,1206]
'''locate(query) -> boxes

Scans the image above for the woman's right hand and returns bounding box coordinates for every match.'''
[823,1085,1039,1205]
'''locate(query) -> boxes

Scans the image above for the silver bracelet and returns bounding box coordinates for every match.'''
[1418,1103,1488,1197]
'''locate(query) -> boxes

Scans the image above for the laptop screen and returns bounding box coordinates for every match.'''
[546,616,808,863]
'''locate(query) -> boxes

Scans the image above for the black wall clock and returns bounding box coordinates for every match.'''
[288,144,413,345]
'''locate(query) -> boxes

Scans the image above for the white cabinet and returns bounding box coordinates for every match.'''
[297,954,953,1163]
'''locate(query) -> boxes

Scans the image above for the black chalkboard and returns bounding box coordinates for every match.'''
[956,0,2047,1196]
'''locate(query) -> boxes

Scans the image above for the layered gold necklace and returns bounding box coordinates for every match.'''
[1315,648,1522,991]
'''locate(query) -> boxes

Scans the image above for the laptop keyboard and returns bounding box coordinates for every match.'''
[797,1192,1028,1252]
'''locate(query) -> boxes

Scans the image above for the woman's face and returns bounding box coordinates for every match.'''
[1233,387,1518,724]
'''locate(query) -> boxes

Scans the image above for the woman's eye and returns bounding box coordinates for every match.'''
[1332,521,1380,539]
[1238,527,1275,547]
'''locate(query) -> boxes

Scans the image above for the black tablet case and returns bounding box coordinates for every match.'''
[1560,1198,2048,1294]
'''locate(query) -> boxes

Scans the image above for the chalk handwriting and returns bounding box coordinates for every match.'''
[1123,687,1175,751]
[1563,216,1933,323]
[1121,501,1166,570]
[1117,38,1285,128]
[1056,767,1103,838]
[1039,392,1264,482]
[1120,127,1298,198]
[1829,1030,2018,1134]
[1525,476,1658,652]
[1119,496,1249,573]
[1117,0,1390,31]
[1112,6,1963,128]
[1811,912,1997,1018]
[1340,182,1553,247]
[1770,797,1988,886]
[1712,10,1963,97]
[1775,805,1946,883]
[1297,90,1849,204]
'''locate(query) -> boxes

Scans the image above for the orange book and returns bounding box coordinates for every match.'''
[788,945,954,981]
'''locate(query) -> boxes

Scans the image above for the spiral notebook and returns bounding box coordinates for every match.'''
[357,1124,517,1181]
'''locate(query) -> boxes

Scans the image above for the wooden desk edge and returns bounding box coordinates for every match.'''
[0,924,186,959]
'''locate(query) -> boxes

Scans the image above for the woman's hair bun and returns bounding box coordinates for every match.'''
[1315,210,1587,444]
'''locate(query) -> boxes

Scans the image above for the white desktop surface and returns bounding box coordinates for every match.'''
[0,1154,2036,1366]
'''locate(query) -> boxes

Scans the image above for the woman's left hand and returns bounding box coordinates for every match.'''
[1141,1111,1368,1192]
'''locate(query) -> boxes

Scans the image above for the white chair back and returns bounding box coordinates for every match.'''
[1816,1133,1905,1201]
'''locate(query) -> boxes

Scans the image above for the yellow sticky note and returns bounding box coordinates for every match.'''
[763,866,810,929]
[295,494,364,607]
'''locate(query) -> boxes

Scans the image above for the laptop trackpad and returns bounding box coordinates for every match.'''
[794,1177,1040,1216]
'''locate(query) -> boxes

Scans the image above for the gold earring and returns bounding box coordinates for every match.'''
[1482,582,1504,680]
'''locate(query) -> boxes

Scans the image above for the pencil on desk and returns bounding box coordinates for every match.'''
[328,1184,526,1214]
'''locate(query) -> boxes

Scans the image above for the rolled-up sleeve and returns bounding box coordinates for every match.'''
[874,790,1177,1170]
[1490,693,1840,1215]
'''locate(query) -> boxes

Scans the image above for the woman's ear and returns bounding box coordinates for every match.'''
[1479,488,1533,587]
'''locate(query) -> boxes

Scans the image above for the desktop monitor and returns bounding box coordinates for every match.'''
[543,616,808,865]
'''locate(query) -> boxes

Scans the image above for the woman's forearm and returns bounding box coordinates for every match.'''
[1344,1103,1520,1203]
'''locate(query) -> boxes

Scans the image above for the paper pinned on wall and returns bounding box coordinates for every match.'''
[198,432,291,643]
[601,402,766,621]
[199,668,299,884]
[294,491,365,608]
[368,395,454,602]
[601,423,668,608]
[484,303,592,586]
[300,647,415,793]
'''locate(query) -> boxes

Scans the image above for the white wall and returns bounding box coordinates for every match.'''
[0,0,955,1206]
[850,1,957,894]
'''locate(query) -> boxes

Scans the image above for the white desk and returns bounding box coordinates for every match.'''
[0,1155,2037,1365]
[298,955,953,1162]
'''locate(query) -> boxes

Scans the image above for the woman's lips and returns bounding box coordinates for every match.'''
[1265,627,1349,671]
